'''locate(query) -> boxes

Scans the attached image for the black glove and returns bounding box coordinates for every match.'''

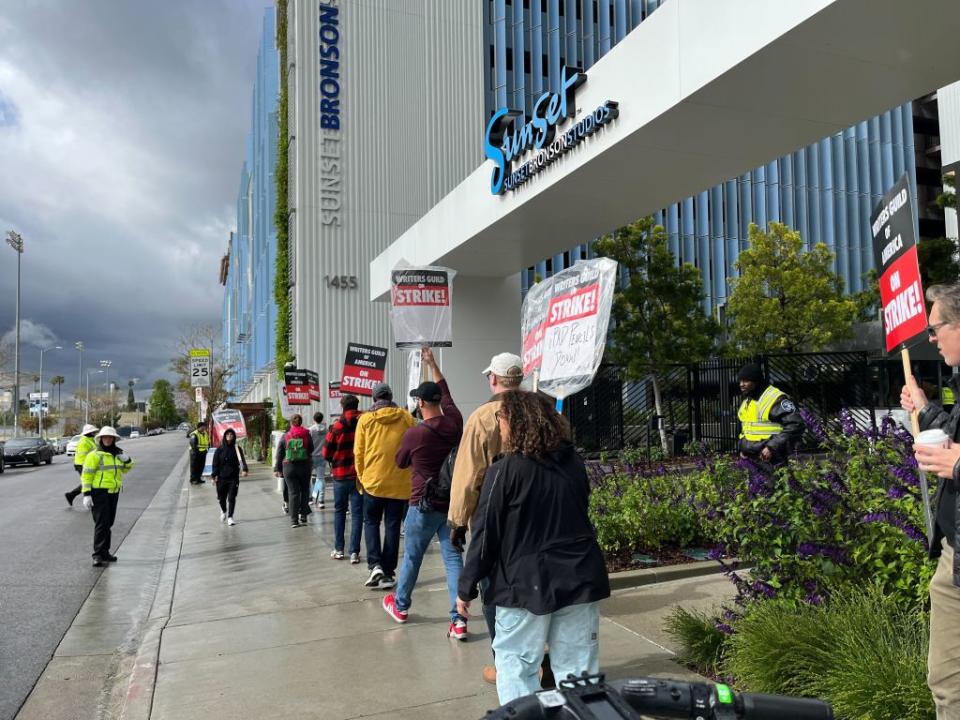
[450,525,467,553]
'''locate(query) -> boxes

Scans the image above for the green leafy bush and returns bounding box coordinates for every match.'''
[726,585,933,720]
[663,606,727,677]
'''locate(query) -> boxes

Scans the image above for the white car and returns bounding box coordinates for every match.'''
[66,435,82,456]
[130,431,141,439]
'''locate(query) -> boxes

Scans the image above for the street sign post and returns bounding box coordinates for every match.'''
[189,349,211,387]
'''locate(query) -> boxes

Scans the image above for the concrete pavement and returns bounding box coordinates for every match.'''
[19,457,735,720]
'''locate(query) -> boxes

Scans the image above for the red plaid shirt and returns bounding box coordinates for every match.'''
[322,410,362,480]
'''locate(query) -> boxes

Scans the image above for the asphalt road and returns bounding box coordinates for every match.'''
[0,432,185,720]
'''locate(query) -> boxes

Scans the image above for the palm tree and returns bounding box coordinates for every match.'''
[50,376,65,436]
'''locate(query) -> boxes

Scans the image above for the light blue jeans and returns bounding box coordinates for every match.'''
[492,601,601,705]
[394,505,463,622]
[311,457,326,502]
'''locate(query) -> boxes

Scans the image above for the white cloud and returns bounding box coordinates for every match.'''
[2,319,58,350]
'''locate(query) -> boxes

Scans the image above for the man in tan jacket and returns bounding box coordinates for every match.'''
[447,351,524,685]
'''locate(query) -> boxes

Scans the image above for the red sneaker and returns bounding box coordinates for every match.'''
[448,618,468,641]
[382,593,408,624]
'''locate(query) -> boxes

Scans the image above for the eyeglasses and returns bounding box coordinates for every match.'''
[927,322,950,339]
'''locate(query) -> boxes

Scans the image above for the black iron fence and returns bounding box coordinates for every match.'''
[565,352,952,455]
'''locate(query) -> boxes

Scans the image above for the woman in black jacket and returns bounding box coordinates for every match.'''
[457,391,610,705]
[211,429,248,526]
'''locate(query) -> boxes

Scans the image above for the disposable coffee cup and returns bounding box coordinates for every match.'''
[915,429,951,449]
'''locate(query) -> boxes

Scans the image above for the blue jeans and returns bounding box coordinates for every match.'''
[363,494,407,575]
[333,480,363,554]
[394,506,463,622]
[311,457,326,501]
[492,601,601,705]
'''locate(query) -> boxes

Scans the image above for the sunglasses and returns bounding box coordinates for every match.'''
[928,322,950,339]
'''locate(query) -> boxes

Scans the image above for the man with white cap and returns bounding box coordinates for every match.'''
[447,351,524,685]
[65,423,98,506]
[80,426,134,567]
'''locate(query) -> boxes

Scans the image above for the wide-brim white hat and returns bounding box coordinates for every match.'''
[95,426,121,440]
[81,423,98,435]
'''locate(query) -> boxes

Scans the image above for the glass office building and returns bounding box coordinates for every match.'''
[484,0,946,311]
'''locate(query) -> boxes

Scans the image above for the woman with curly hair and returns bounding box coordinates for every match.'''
[456,390,610,704]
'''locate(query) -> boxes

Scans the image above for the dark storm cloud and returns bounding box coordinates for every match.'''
[0,0,268,398]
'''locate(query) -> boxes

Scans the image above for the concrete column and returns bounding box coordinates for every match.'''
[438,274,522,417]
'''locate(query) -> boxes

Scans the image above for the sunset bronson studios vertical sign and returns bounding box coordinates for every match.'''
[484,66,619,195]
[319,1,343,228]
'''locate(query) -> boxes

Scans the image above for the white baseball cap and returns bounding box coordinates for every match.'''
[482,352,523,379]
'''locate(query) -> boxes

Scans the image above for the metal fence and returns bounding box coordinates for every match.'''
[564,352,917,455]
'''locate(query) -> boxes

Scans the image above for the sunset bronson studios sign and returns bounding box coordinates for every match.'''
[484,66,619,195]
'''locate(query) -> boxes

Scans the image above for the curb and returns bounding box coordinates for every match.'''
[608,558,751,592]
[115,451,190,720]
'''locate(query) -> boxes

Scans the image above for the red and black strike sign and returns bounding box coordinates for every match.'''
[872,173,926,353]
[390,268,454,349]
[341,343,388,397]
[522,282,601,376]
[306,370,321,402]
[283,368,312,406]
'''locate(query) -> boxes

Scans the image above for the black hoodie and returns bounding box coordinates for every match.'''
[458,442,610,615]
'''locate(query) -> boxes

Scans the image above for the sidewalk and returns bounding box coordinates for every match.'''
[28,459,736,720]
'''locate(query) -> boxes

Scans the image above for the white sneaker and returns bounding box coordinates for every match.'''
[331,549,344,560]
[350,552,360,564]
[220,511,226,522]
[282,503,288,515]
[227,517,236,526]
[364,566,384,587]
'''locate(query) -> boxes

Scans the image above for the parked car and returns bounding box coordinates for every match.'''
[66,435,83,456]
[147,428,163,436]
[51,437,69,454]
[3,437,56,466]
[130,431,141,439]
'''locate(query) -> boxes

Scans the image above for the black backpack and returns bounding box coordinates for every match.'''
[419,424,459,510]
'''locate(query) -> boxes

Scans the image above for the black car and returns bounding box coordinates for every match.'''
[2,438,55,467]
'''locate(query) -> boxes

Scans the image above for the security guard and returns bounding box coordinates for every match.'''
[188,421,209,485]
[737,363,805,464]
[80,426,134,566]
[64,423,98,506]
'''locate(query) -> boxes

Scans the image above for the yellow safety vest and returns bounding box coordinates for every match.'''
[81,449,134,494]
[738,386,786,441]
[190,430,209,453]
[73,434,97,468]
[943,387,956,406]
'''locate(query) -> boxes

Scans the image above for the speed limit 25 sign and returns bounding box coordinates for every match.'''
[189,349,211,387]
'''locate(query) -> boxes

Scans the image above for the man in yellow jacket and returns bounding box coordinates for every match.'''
[81,426,134,567]
[355,383,415,589]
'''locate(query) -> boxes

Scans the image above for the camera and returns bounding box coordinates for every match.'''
[482,673,832,720]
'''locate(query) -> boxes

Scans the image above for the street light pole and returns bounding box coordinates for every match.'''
[38,345,62,437]
[75,341,84,409]
[6,231,23,438]
[85,369,103,426]
[100,360,112,425]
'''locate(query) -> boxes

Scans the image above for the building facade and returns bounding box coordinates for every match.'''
[482,0,947,310]
[284,0,484,403]
[221,8,279,403]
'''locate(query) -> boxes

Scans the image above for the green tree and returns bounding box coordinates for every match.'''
[169,324,234,421]
[727,222,870,355]
[147,379,179,428]
[273,0,292,432]
[127,379,136,411]
[920,174,960,287]
[593,217,719,454]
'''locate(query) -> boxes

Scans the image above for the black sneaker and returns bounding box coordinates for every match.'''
[299,515,308,524]
[104,554,118,562]
[65,492,75,507]
[291,521,300,528]
[377,575,396,590]
[364,566,384,587]
[92,557,105,567]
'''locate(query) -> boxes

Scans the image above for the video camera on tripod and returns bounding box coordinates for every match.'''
[482,674,832,720]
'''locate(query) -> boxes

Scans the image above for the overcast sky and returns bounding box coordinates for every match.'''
[0,1,269,401]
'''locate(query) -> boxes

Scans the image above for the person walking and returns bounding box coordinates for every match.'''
[308,412,328,508]
[901,283,960,718]
[382,348,466,640]
[354,383,415,589]
[457,391,610,705]
[188,421,210,485]
[323,395,364,562]
[274,414,313,528]
[446,351,524,684]
[65,423,98,506]
[80,426,134,567]
[736,363,804,465]
[211,428,248,526]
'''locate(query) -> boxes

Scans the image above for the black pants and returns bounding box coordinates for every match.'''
[90,489,119,559]
[190,452,205,483]
[363,494,407,576]
[283,463,311,520]
[66,465,82,502]
[216,478,239,517]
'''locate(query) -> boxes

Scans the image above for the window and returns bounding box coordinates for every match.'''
[506,47,514,71]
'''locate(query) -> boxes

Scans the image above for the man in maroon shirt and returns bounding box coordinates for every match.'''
[382,348,466,640]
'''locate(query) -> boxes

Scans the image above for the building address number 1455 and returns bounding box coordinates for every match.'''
[324,275,358,289]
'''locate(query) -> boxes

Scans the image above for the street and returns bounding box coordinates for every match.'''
[0,433,185,720]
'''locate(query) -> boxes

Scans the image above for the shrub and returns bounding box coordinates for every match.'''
[663,606,728,677]
[726,585,933,720]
